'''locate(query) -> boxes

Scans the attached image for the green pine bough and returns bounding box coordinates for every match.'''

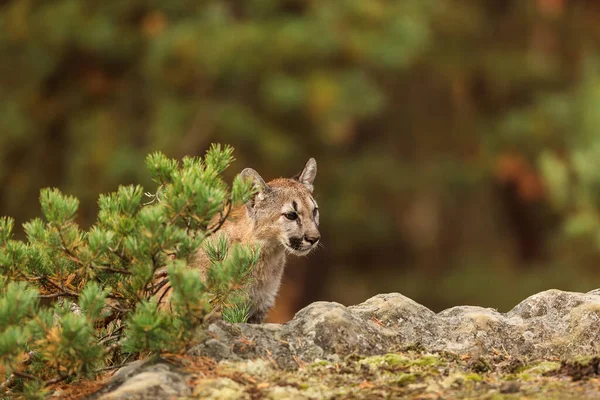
[0,144,258,397]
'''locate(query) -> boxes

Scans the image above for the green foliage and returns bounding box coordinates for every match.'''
[204,233,230,263]
[221,293,251,324]
[0,217,14,244]
[5,0,600,355]
[167,260,210,336]
[533,62,600,248]
[78,282,109,321]
[202,234,256,324]
[0,0,436,244]
[122,301,174,354]
[0,145,257,395]
[205,241,259,305]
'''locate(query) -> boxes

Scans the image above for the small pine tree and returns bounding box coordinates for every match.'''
[0,144,257,396]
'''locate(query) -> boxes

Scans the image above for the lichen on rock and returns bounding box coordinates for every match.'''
[190,288,600,367]
[80,288,600,399]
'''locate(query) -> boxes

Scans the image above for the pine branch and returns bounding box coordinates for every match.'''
[43,276,79,297]
[58,228,83,266]
[150,278,170,296]
[108,245,130,264]
[0,374,15,391]
[12,371,39,382]
[40,292,77,299]
[44,374,68,386]
[206,199,232,237]
[98,325,125,345]
[0,146,256,396]
[92,263,131,275]
[94,359,134,373]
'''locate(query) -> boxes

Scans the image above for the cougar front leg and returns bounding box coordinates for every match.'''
[247,308,269,324]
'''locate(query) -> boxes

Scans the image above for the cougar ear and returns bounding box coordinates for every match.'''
[292,158,317,192]
[240,168,271,210]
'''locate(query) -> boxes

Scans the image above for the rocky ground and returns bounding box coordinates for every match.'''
[52,289,600,399]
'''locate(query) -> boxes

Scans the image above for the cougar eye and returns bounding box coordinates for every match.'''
[284,212,298,220]
[313,208,318,217]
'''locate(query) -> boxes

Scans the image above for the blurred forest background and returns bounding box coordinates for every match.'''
[3,0,600,322]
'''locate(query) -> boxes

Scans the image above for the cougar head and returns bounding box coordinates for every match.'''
[241,158,320,256]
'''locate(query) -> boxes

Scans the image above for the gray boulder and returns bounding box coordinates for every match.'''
[90,288,600,398]
[192,288,600,366]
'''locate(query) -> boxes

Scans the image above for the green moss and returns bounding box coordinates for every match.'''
[464,373,484,382]
[309,360,331,367]
[516,373,532,381]
[190,351,600,400]
[518,361,561,376]
[362,353,410,367]
[411,355,443,367]
[571,356,597,367]
[361,353,444,369]
[393,373,418,386]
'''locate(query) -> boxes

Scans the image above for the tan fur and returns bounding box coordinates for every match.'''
[155,159,320,323]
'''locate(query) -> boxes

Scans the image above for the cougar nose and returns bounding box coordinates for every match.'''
[304,235,320,245]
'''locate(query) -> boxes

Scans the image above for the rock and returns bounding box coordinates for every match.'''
[93,288,600,398]
[191,289,600,367]
[89,358,192,400]
[499,381,520,394]
[193,377,248,400]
